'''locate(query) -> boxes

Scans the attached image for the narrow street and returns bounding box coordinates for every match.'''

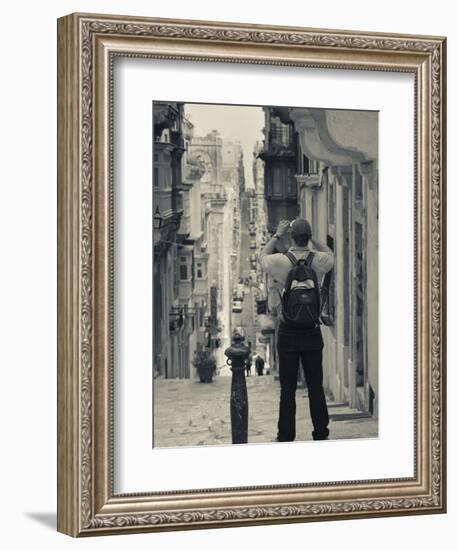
[232,193,257,349]
[153,189,379,449]
[152,102,380,448]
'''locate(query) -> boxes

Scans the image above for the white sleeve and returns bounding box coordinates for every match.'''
[260,254,274,274]
[312,251,334,274]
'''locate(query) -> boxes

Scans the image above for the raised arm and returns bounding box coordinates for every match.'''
[258,220,289,263]
[309,237,334,273]
[309,238,333,254]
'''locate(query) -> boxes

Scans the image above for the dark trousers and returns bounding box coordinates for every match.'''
[277,326,329,441]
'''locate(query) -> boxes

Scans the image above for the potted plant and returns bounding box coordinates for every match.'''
[192,346,217,383]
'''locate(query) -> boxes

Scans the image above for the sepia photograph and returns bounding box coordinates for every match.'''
[152,101,379,448]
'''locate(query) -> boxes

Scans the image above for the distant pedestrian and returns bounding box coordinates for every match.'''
[259,218,334,441]
[245,344,253,376]
[245,355,252,377]
[255,355,265,376]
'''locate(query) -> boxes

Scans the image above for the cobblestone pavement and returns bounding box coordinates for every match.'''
[153,375,378,448]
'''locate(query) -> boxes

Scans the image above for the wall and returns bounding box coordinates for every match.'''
[0,1,455,549]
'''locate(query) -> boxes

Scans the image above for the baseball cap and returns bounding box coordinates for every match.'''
[290,218,312,236]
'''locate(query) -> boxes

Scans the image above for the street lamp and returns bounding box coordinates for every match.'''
[153,206,163,230]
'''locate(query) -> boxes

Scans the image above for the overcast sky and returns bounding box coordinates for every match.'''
[184,103,265,189]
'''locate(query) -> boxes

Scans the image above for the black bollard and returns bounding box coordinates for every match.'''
[224,332,250,444]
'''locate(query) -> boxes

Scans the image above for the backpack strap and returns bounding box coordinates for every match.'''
[305,251,315,267]
[284,251,298,266]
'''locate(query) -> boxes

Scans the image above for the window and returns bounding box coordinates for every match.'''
[171,256,179,301]
[355,170,363,202]
[196,261,204,280]
[273,167,282,197]
[179,264,188,281]
[309,159,318,175]
[354,222,365,386]
[301,154,309,175]
[188,310,195,332]
[153,166,159,187]
[328,180,335,227]
[179,255,189,281]
[286,167,297,198]
[197,301,205,327]
[312,193,318,234]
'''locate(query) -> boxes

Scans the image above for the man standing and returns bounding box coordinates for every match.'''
[255,354,265,376]
[259,218,334,441]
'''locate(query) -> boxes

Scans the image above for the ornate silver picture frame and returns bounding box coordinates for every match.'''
[57,13,446,536]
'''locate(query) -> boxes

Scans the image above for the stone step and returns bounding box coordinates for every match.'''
[326,401,350,408]
[329,411,373,422]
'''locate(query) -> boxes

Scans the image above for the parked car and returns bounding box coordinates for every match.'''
[250,239,256,249]
[236,283,245,300]
[232,300,243,314]
[249,228,256,236]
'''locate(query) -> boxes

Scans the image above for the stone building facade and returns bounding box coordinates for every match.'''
[259,106,378,416]
[153,113,245,379]
[290,107,378,416]
[153,102,189,379]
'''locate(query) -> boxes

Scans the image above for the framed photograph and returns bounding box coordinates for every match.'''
[57,13,446,536]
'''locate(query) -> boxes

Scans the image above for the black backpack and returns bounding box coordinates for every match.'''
[281,251,320,328]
